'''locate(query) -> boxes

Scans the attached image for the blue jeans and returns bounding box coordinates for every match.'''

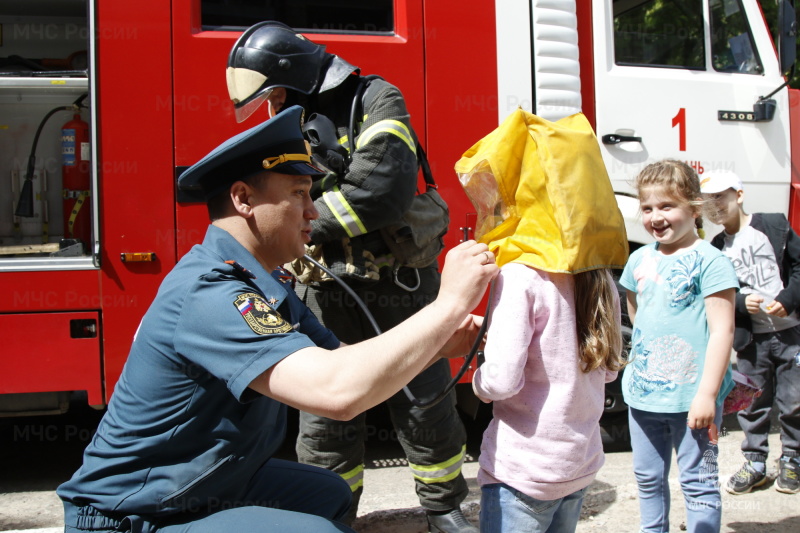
[629,407,723,533]
[479,483,587,533]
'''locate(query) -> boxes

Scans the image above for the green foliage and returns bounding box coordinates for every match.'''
[759,0,800,88]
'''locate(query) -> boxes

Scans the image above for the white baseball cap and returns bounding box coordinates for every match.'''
[699,170,743,194]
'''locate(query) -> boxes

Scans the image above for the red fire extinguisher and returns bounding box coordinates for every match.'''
[61,113,91,244]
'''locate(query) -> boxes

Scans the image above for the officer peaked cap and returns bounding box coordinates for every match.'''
[178,105,326,199]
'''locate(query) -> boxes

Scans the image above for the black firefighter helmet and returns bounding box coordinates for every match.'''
[226,21,358,122]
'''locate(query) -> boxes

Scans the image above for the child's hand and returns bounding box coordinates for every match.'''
[765,300,788,317]
[687,394,716,429]
[438,314,484,359]
[745,294,764,314]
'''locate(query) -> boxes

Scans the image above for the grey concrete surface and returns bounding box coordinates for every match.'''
[351,417,798,533]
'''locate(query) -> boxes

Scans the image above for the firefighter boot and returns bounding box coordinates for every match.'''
[426,508,478,533]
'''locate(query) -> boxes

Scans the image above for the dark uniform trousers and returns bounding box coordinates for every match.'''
[736,327,800,461]
[295,265,469,523]
[62,459,353,532]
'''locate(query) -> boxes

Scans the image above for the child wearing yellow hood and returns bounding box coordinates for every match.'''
[456,110,628,532]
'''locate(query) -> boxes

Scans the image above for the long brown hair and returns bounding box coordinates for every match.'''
[574,268,624,373]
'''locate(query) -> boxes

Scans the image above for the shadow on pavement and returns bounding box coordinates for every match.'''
[0,398,103,494]
[727,516,800,533]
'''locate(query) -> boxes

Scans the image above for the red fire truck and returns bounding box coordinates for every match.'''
[1,0,797,416]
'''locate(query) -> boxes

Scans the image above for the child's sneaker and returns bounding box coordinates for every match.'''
[776,458,800,494]
[726,461,767,495]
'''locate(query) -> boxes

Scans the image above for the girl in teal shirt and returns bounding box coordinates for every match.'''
[620,160,738,533]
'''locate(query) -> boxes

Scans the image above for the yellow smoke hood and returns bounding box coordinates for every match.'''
[455,109,628,273]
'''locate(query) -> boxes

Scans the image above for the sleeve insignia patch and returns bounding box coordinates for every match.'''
[234,293,293,335]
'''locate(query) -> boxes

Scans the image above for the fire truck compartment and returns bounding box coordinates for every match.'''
[0,311,102,414]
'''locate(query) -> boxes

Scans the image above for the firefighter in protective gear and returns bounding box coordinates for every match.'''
[227,22,478,533]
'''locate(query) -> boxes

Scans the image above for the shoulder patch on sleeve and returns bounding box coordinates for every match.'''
[234,293,293,335]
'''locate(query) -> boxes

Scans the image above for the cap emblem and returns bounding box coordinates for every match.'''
[262,152,313,170]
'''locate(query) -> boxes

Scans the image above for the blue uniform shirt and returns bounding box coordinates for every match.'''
[57,225,339,516]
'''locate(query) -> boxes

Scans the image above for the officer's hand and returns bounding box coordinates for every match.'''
[438,314,484,359]
[438,241,499,316]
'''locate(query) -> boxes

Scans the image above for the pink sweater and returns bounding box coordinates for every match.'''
[473,263,618,500]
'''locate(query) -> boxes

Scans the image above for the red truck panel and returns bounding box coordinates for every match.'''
[789,89,800,233]
[94,0,176,398]
[0,312,102,405]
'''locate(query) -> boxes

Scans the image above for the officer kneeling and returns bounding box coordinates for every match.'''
[57,106,497,533]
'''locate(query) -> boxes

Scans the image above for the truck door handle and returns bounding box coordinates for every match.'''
[602,134,642,145]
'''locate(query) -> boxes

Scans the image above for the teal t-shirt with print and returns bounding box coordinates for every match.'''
[620,240,738,413]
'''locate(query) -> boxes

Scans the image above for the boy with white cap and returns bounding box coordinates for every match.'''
[701,170,800,495]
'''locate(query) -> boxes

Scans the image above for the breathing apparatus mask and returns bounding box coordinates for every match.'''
[303,112,349,177]
[457,160,508,242]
